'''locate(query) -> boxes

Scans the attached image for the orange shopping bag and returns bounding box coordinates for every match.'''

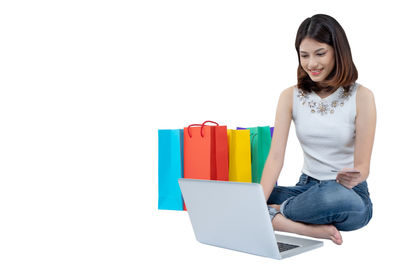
[183,121,229,209]
[184,121,229,180]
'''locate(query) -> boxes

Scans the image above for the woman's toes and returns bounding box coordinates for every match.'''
[329,226,343,245]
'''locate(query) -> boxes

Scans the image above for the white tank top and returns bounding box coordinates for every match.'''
[292,83,359,181]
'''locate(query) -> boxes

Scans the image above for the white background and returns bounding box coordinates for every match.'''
[1,0,399,266]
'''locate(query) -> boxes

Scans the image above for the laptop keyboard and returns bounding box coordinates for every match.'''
[277,242,300,253]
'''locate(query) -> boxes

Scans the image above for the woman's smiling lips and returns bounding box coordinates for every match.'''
[309,68,323,75]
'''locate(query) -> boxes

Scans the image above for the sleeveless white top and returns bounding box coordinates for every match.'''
[292,83,359,181]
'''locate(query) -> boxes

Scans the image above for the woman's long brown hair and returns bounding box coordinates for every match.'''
[295,14,358,93]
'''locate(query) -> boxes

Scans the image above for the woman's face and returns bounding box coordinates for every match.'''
[299,37,335,83]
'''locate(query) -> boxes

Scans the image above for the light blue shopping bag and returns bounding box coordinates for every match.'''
[158,129,184,210]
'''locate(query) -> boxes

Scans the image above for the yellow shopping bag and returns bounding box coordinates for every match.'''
[227,129,252,183]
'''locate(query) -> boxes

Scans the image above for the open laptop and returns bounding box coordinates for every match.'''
[178,178,323,259]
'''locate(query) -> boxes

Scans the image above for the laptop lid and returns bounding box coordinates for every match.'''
[178,178,282,259]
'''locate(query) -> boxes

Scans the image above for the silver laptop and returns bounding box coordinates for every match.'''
[178,178,323,259]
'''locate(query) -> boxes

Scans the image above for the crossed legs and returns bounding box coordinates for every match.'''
[267,176,372,245]
[269,204,343,245]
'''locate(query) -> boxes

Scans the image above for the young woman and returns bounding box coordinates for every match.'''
[260,14,376,245]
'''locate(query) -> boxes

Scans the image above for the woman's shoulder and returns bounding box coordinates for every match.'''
[277,85,297,112]
[356,84,376,113]
[356,84,374,97]
[356,83,375,102]
[280,84,297,98]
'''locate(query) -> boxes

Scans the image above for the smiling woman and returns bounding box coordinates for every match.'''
[299,38,335,84]
[260,14,376,245]
[295,14,358,95]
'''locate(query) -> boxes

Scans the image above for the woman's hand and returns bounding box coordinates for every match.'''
[336,168,363,189]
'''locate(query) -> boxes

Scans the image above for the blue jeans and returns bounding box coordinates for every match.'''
[267,173,373,231]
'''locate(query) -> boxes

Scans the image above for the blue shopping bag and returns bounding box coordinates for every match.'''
[158,129,184,210]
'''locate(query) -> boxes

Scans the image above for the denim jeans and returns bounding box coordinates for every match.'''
[267,173,373,231]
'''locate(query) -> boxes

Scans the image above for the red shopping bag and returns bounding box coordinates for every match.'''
[183,121,229,210]
[184,121,229,180]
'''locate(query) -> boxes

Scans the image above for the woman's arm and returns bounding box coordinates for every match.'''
[337,85,376,188]
[260,86,294,201]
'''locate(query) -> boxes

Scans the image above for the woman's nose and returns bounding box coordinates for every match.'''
[308,58,318,69]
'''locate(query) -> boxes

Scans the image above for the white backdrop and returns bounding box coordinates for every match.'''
[1,0,399,266]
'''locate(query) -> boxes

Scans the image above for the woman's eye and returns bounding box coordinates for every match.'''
[301,55,308,58]
[317,53,326,56]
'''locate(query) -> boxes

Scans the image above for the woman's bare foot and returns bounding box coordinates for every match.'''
[271,214,343,245]
[305,224,343,245]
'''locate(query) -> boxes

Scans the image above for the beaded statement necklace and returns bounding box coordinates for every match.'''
[297,86,353,115]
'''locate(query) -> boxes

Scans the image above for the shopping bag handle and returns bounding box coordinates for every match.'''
[201,120,219,127]
[187,121,220,138]
[187,124,203,138]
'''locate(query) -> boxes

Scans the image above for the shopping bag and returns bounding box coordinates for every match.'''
[158,129,184,211]
[249,126,272,183]
[183,121,229,210]
[183,121,229,180]
[227,129,252,183]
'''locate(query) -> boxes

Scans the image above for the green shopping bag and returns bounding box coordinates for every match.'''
[249,126,272,184]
